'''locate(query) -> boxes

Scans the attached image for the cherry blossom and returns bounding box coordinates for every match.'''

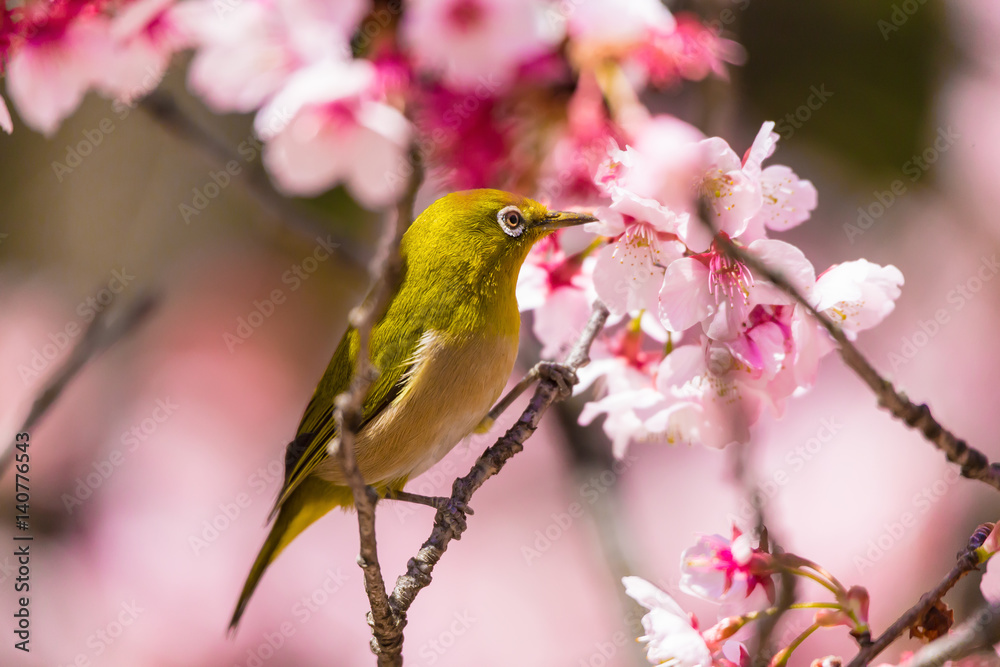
[623,576,749,667]
[107,0,186,103]
[589,149,688,316]
[4,2,118,135]
[402,0,562,90]
[680,526,776,603]
[631,14,746,89]
[623,576,715,667]
[813,260,905,340]
[516,235,597,359]
[566,0,675,46]
[576,319,667,456]
[176,0,366,113]
[254,59,411,207]
[658,239,814,342]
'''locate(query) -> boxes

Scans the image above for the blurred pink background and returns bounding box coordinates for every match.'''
[4,1,1000,666]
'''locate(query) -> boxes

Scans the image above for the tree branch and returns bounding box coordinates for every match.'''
[1,292,158,476]
[330,148,422,667]
[139,91,369,276]
[712,233,1000,493]
[846,532,984,667]
[386,302,611,625]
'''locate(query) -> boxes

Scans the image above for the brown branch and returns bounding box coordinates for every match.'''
[386,302,611,623]
[1,292,158,476]
[330,147,422,667]
[139,91,369,277]
[846,533,984,667]
[712,233,1000,493]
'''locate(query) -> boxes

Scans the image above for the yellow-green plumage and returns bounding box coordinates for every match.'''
[229,189,595,631]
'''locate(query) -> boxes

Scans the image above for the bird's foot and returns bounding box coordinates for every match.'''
[534,361,578,399]
[385,490,473,535]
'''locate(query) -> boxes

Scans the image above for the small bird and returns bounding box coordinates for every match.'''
[230,189,596,630]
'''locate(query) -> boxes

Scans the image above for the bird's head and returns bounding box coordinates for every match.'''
[404,189,597,278]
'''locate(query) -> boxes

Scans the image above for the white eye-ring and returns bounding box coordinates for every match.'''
[497,205,525,237]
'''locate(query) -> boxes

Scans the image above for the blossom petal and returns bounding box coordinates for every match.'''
[659,258,713,333]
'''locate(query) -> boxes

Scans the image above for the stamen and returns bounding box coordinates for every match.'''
[708,251,754,303]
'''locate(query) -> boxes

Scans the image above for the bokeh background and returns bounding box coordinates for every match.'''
[3,0,1000,665]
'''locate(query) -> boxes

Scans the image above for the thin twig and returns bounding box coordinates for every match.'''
[1,292,158,476]
[330,149,422,667]
[846,537,983,667]
[139,92,369,276]
[729,443,798,667]
[712,233,1000,493]
[387,302,611,623]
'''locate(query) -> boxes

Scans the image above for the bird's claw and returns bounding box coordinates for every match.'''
[535,361,577,398]
[435,497,472,536]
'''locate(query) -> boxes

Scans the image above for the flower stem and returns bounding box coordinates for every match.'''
[770,623,821,667]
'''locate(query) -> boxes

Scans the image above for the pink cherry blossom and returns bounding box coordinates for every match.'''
[106,0,187,103]
[631,13,746,89]
[536,73,625,208]
[623,576,749,667]
[577,320,667,456]
[623,576,715,667]
[659,239,815,342]
[516,235,597,359]
[566,0,675,46]
[5,3,118,135]
[740,122,818,242]
[590,148,688,316]
[177,0,366,113]
[402,0,561,91]
[812,260,904,340]
[679,526,776,603]
[413,82,507,190]
[641,343,766,449]
[254,59,411,207]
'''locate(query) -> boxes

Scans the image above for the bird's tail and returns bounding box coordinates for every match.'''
[229,477,353,633]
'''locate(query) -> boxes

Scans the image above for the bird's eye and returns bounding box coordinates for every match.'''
[497,205,525,237]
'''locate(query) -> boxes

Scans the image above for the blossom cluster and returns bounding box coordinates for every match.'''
[625,526,871,667]
[520,118,904,453]
[0,0,901,452]
[0,0,737,200]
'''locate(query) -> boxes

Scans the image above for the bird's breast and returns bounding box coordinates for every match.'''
[318,329,519,486]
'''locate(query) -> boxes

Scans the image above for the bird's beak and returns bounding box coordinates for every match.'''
[536,210,599,232]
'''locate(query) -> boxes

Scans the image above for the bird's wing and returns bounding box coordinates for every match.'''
[269,309,425,518]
